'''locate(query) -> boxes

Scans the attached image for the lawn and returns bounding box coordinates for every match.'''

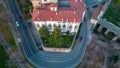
[103,0,120,27]
[0,45,9,68]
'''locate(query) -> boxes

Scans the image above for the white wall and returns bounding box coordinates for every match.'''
[34,21,80,34]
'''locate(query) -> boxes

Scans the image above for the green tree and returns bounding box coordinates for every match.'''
[39,26,49,38]
[48,27,64,47]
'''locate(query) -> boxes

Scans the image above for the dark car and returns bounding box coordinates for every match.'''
[23,26,27,30]
[18,15,22,19]
[80,36,83,42]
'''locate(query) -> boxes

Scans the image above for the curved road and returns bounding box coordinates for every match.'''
[7,0,94,68]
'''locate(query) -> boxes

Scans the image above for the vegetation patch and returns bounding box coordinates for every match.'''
[0,45,9,68]
[109,55,119,63]
[103,0,120,27]
[0,4,3,12]
[0,18,16,48]
[104,32,116,40]
[0,45,17,68]
[39,26,74,48]
[17,0,33,20]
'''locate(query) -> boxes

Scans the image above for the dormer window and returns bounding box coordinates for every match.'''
[50,4,58,11]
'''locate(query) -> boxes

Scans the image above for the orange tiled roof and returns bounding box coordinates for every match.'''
[30,0,86,22]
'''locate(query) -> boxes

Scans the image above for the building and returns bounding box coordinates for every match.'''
[30,0,58,8]
[90,1,108,30]
[30,0,86,35]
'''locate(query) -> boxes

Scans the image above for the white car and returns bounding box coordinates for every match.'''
[16,21,19,26]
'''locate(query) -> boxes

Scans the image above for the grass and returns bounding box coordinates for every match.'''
[0,45,9,68]
[103,0,120,27]
[0,2,17,68]
[0,3,16,48]
[0,18,16,48]
[96,58,104,63]
[0,4,3,12]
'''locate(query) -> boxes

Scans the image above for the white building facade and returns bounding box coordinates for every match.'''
[30,0,86,35]
[34,21,80,34]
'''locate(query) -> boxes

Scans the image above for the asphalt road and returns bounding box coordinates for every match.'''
[6,0,97,68]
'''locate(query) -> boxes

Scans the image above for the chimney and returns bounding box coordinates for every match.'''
[50,17,53,21]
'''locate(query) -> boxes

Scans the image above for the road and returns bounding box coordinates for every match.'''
[0,0,31,68]
[6,0,100,68]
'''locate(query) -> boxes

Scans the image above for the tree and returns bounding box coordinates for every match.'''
[39,26,49,38]
[48,27,64,47]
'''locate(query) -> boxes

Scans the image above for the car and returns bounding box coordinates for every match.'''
[16,21,19,26]
[80,36,83,42]
[18,15,22,19]
[23,26,27,30]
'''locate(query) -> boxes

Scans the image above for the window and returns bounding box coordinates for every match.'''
[75,25,78,29]
[48,24,52,28]
[58,24,61,28]
[42,24,45,27]
[53,24,56,27]
[69,25,72,29]
[63,24,66,28]
[37,24,40,27]
[58,1,70,7]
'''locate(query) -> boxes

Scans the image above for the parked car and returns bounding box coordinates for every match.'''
[16,21,19,27]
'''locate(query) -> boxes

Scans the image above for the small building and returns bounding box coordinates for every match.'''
[30,0,86,35]
[90,1,108,30]
[30,0,58,8]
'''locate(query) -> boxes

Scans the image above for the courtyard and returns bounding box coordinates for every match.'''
[39,26,74,48]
